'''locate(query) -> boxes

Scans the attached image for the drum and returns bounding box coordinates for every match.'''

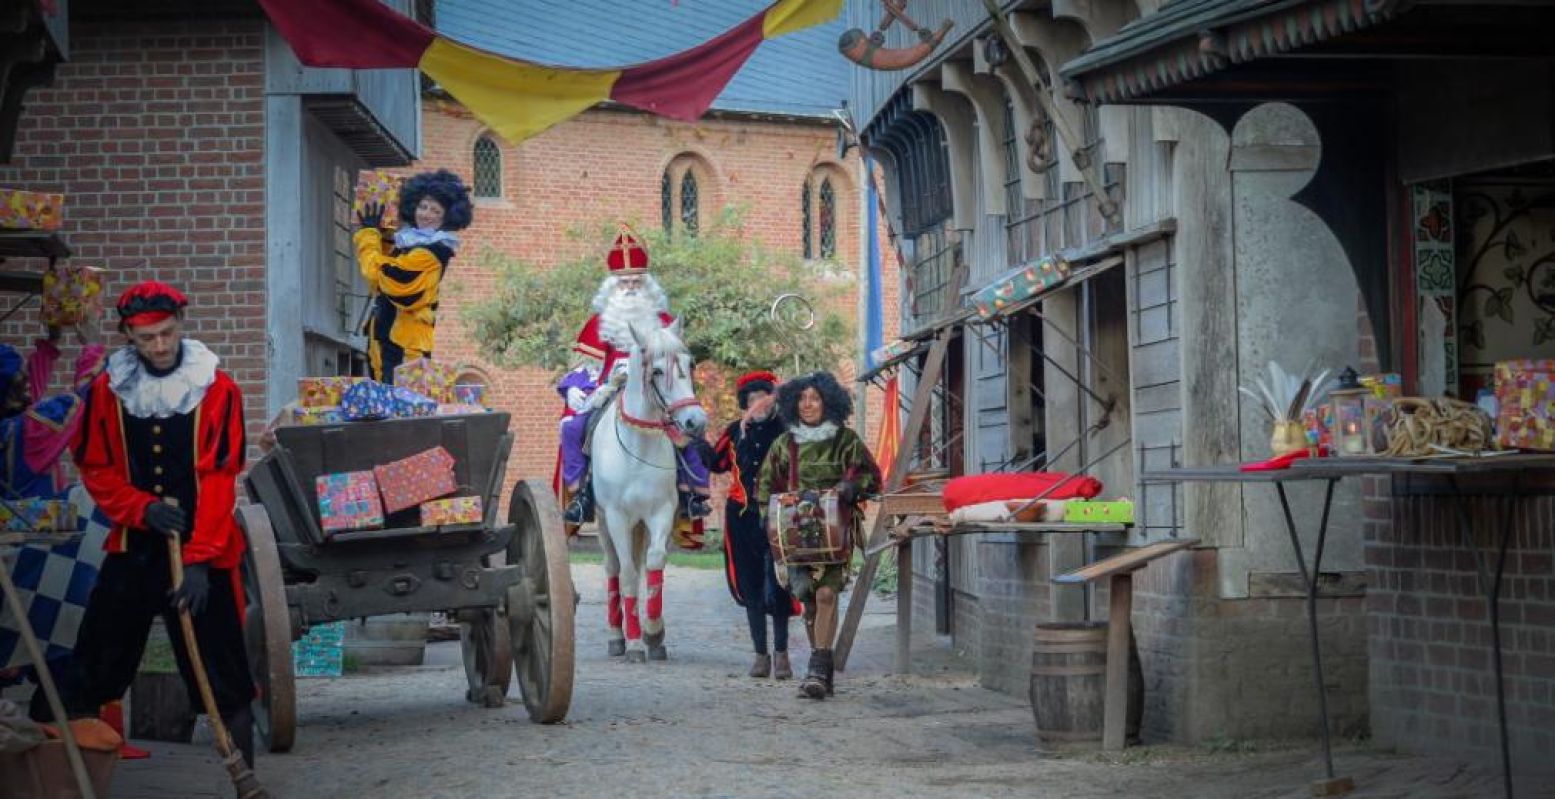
[767,489,852,566]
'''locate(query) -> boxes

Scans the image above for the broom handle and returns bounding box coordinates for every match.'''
[166,534,240,761]
[0,554,96,799]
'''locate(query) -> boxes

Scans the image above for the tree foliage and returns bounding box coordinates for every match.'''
[461,209,855,383]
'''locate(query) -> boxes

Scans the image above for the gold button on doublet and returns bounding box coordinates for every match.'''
[154,466,163,475]
[154,485,164,494]
[152,425,162,435]
[152,444,163,454]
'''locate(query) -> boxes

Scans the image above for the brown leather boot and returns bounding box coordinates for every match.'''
[799,649,831,699]
[749,653,771,678]
[773,652,793,680]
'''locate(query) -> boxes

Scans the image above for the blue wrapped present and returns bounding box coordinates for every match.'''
[391,386,438,419]
[341,380,394,421]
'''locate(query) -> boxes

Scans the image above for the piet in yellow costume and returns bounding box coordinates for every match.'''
[353,168,473,383]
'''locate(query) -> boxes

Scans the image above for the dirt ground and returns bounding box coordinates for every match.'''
[111,562,1547,798]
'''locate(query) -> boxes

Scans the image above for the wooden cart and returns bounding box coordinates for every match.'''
[240,411,574,753]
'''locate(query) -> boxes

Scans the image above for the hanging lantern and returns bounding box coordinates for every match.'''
[1330,367,1371,457]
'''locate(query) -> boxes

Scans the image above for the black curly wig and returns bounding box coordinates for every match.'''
[399,169,473,231]
[776,371,852,428]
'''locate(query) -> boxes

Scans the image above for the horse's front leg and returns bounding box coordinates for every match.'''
[600,520,626,657]
[641,502,677,662]
[602,506,646,663]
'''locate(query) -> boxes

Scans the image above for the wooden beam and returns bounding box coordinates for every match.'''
[1103,572,1133,751]
[834,327,953,672]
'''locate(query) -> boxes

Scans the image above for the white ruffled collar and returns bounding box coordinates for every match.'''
[107,340,219,419]
[789,421,839,444]
[394,227,460,251]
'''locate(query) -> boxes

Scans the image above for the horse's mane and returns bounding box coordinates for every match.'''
[628,316,686,360]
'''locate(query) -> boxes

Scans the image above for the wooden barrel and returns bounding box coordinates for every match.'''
[343,613,429,667]
[1029,621,1144,744]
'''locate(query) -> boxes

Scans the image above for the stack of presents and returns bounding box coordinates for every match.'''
[276,358,491,536]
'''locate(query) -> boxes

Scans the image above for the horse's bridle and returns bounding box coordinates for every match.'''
[617,350,703,438]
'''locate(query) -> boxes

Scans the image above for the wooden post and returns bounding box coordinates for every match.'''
[1103,571,1133,751]
[895,540,913,674]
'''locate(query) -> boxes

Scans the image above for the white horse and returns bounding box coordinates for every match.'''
[590,317,707,662]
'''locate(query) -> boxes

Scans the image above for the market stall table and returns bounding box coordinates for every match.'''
[0,530,96,799]
[1145,453,1554,799]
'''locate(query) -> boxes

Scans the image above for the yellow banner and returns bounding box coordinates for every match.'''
[418,38,621,144]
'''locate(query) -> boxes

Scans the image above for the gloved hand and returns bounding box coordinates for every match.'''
[834,480,859,506]
[143,501,187,538]
[608,361,629,387]
[171,562,211,616]
[565,386,591,414]
[356,201,385,231]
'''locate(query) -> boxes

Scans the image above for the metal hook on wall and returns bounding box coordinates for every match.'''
[769,292,815,376]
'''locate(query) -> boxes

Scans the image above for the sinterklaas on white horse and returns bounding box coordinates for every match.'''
[590,316,707,662]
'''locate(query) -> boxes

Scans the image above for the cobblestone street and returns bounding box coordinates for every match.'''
[107,561,1539,799]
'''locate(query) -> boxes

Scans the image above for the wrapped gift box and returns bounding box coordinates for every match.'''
[1063,499,1135,525]
[390,385,439,419]
[420,495,483,526]
[973,256,1071,320]
[1495,360,1555,451]
[453,384,486,406]
[436,403,487,416]
[353,170,404,230]
[0,188,64,231]
[316,471,384,534]
[40,264,104,326]
[294,406,345,426]
[292,621,346,678]
[340,380,394,421]
[393,358,459,403]
[298,376,366,408]
[869,338,917,367]
[0,498,76,532]
[373,446,458,514]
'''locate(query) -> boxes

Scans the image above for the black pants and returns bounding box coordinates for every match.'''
[38,546,255,722]
[726,508,792,654]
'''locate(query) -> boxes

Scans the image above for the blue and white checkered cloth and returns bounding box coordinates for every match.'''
[0,486,111,670]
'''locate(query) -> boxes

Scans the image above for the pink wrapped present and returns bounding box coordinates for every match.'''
[299,376,366,408]
[374,446,458,514]
[40,264,104,326]
[420,496,483,526]
[0,188,64,231]
[393,358,460,403]
[354,170,404,230]
[453,384,486,406]
[316,471,384,534]
[1495,360,1555,451]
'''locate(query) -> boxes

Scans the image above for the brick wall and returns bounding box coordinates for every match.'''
[411,100,893,505]
[0,19,269,451]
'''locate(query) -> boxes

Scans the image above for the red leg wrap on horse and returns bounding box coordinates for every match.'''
[623,596,641,640]
[646,569,664,621]
[607,576,622,630]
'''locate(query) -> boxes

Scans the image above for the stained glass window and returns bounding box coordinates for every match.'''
[661,170,673,238]
[818,177,837,259]
[680,170,699,237]
[472,136,501,198]
[801,179,813,259]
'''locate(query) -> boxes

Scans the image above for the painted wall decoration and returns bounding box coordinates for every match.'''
[1455,182,1555,397]
[1413,182,1456,396]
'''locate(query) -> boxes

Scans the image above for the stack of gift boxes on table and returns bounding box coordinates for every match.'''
[315,445,486,536]
[0,498,77,534]
[288,358,489,428]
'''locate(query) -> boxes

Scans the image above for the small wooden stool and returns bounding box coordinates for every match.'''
[1054,538,1197,750]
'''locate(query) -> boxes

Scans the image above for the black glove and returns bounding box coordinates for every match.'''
[834,480,859,506]
[172,563,211,616]
[143,501,187,538]
[356,201,385,231]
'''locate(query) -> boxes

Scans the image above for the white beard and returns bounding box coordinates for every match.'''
[599,291,660,350]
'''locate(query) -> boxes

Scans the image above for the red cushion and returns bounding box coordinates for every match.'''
[941,472,1103,511]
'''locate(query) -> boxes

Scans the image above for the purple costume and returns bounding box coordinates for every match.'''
[555,367,708,495]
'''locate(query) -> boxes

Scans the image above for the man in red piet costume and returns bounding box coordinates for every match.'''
[557,226,711,526]
[38,281,258,768]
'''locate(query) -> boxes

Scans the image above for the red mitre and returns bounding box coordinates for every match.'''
[736,371,779,390]
[606,226,649,275]
[117,281,188,328]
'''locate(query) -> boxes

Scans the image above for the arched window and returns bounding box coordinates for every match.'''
[472,136,502,198]
[661,170,674,238]
[818,178,837,259]
[679,170,699,237]
[801,179,813,260]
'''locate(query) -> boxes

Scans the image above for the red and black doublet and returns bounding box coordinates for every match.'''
[712,408,795,654]
[51,340,255,720]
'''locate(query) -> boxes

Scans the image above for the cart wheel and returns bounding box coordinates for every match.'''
[506,479,575,723]
[238,504,297,753]
[459,605,511,708]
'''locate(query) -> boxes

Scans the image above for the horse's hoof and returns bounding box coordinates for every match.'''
[648,645,668,662]
[625,649,647,664]
[607,639,626,657]
[643,630,665,649]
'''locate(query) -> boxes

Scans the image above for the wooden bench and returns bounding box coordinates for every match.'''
[1053,538,1198,750]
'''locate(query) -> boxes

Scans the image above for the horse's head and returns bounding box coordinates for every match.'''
[628,317,707,438]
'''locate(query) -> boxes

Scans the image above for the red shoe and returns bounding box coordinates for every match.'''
[101,700,152,760]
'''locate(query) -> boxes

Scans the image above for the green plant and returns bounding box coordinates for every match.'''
[460,209,854,386]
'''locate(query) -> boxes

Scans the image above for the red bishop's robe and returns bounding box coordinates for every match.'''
[72,370,248,569]
[571,311,677,377]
